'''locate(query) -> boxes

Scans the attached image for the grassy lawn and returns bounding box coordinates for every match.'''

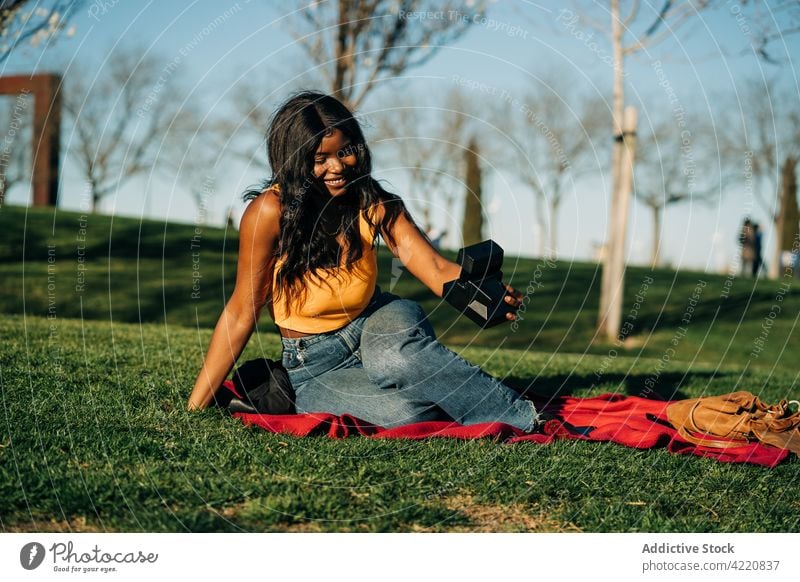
[1,204,798,532]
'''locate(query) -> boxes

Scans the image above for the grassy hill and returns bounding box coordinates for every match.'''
[2,203,799,371]
[1,203,798,532]
[1,312,797,532]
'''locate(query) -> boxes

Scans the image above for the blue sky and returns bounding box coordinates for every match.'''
[2,0,797,271]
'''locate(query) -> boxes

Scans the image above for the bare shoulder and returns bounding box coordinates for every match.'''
[240,187,282,240]
[366,195,398,226]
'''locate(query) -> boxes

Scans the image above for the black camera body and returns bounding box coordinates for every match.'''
[443,239,514,328]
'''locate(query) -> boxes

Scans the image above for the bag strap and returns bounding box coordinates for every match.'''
[681,400,751,449]
[680,399,800,449]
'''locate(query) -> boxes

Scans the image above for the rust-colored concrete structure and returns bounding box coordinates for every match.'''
[0,74,61,206]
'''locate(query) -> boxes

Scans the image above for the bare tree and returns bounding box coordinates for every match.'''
[211,68,279,167]
[371,88,469,238]
[739,0,800,63]
[289,0,483,111]
[777,156,798,264]
[63,48,190,212]
[156,110,224,226]
[601,0,709,340]
[551,1,715,340]
[501,71,606,258]
[718,77,800,278]
[219,1,486,180]
[0,0,83,63]
[461,135,483,246]
[377,108,452,230]
[634,117,724,266]
[549,1,800,338]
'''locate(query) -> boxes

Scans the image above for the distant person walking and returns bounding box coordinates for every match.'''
[752,222,763,278]
[738,218,755,277]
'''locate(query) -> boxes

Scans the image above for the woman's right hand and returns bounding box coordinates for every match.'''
[187,190,282,410]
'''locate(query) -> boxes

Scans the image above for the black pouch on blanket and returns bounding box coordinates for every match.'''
[220,358,296,415]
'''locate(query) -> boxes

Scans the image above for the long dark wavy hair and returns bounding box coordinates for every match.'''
[244,91,415,310]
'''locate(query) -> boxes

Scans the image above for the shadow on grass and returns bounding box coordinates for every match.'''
[630,291,777,333]
[504,370,732,402]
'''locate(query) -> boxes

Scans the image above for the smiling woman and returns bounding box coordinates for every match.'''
[313,129,356,195]
[187,91,542,432]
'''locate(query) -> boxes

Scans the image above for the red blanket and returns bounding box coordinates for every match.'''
[222,381,791,468]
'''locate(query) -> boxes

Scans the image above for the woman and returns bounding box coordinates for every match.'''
[187,91,543,432]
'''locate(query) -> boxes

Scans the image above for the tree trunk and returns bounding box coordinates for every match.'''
[604,106,638,335]
[651,203,662,267]
[537,223,546,258]
[548,194,561,259]
[597,0,627,339]
[777,155,799,272]
[534,192,547,258]
[768,215,780,279]
[461,136,483,247]
[333,1,350,103]
[650,204,664,267]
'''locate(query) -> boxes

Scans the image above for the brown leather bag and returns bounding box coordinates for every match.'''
[666,391,800,454]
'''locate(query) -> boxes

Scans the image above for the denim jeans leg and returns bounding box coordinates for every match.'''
[359,298,540,432]
[281,298,445,428]
[291,367,443,428]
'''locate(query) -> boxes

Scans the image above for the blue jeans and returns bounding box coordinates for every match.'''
[280,288,541,431]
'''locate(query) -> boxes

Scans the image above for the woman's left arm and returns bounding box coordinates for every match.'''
[379,209,523,321]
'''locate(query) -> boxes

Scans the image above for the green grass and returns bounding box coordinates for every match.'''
[2,203,799,369]
[1,314,797,532]
[1,203,798,532]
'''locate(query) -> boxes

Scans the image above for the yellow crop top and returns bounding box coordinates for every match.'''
[268,204,378,334]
